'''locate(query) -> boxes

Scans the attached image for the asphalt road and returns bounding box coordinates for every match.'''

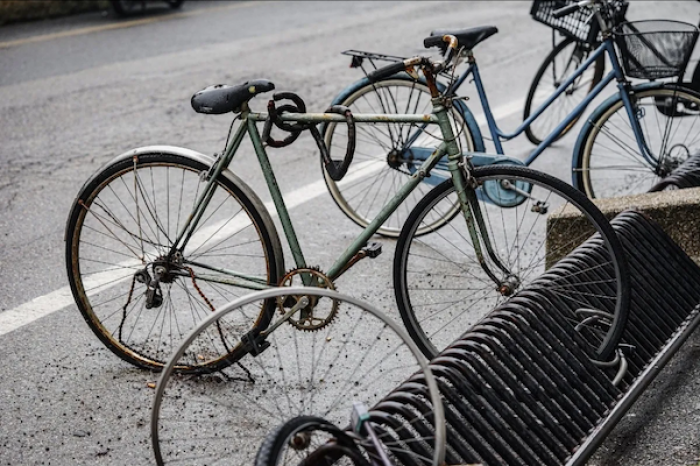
[2,1,700,465]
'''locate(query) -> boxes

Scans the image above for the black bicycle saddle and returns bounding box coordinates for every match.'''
[191,79,275,114]
[426,26,499,51]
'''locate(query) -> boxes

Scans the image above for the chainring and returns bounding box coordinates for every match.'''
[278,267,339,332]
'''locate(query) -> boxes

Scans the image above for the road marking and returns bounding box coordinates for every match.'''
[0,100,522,336]
[0,2,259,49]
[473,100,524,128]
[0,161,373,336]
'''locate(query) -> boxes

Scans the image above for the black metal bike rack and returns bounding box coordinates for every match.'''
[650,152,700,191]
[369,210,700,466]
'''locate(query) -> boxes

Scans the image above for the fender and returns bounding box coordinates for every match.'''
[325,73,486,152]
[68,145,285,277]
[570,81,692,189]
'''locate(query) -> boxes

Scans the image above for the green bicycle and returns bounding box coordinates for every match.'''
[65,33,629,372]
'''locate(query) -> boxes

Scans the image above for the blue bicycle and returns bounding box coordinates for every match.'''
[324,0,700,237]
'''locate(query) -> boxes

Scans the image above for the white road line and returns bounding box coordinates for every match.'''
[473,100,523,128]
[0,101,523,336]
[0,161,374,336]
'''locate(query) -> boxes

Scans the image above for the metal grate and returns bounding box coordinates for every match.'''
[369,210,700,465]
[649,153,700,191]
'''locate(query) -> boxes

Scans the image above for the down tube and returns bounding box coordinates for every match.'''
[326,144,449,280]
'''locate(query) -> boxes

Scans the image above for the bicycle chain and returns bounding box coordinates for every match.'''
[185,266,216,313]
[118,275,137,342]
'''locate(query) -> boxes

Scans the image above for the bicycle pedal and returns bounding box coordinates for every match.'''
[362,242,382,258]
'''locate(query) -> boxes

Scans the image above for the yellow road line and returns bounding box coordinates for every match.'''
[0,1,260,50]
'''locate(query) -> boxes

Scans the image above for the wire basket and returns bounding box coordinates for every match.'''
[614,20,699,80]
[530,0,628,44]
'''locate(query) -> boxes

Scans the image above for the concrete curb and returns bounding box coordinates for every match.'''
[549,187,700,264]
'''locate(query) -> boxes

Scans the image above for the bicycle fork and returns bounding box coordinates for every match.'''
[434,95,515,295]
[451,164,518,295]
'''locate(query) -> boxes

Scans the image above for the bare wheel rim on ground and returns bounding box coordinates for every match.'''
[151,286,446,466]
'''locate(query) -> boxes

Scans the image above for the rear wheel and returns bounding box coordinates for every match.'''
[111,0,145,16]
[166,0,185,9]
[524,37,605,146]
[65,152,281,372]
[323,78,474,237]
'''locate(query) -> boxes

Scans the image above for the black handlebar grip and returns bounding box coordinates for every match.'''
[552,3,580,18]
[367,62,406,83]
[423,35,446,50]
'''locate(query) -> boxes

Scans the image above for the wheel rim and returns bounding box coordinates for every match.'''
[260,416,363,466]
[397,168,625,359]
[69,158,274,371]
[581,88,700,198]
[152,287,445,466]
[526,40,600,144]
[323,78,472,237]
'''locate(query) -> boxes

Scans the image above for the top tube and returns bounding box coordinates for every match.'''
[248,111,440,124]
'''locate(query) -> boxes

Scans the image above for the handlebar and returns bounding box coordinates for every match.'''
[367,61,408,83]
[366,34,460,84]
[552,0,592,18]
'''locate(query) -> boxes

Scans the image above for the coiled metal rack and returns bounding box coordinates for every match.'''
[367,210,700,466]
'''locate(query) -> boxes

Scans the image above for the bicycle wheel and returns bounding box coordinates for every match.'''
[255,416,368,466]
[323,78,475,238]
[575,85,700,198]
[65,151,282,372]
[394,165,628,360]
[152,287,446,466]
[111,0,144,16]
[524,37,604,146]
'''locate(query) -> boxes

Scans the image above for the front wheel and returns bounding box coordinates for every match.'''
[575,86,700,198]
[323,78,476,238]
[524,37,605,146]
[394,165,629,360]
[65,152,282,372]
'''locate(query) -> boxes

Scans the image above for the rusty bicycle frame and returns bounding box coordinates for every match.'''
[168,52,511,291]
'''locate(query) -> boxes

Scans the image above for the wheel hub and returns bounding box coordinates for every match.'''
[498,275,521,297]
[289,432,311,450]
[386,148,405,170]
[132,252,185,309]
[657,143,690,176]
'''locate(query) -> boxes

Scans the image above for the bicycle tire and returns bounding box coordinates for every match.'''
[152,287,446,466]
[166,0,185,9]
[524,37,605,146]
[394,164,629,361]
[255,416,368,466]
[323,77,476,238]
[574,84,700,198]
[111,0,143,16]
[65,150,283,373]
